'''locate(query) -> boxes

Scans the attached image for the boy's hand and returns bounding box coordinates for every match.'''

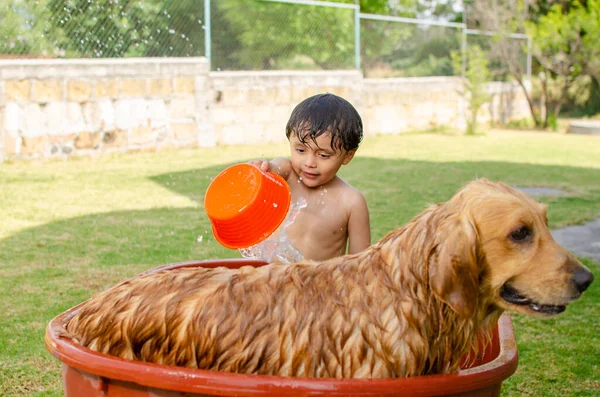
[249,159,270,172]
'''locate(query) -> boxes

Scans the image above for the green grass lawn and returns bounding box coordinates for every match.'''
[1,130,598,396]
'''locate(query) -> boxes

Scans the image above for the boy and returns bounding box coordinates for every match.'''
[250,93,370,261]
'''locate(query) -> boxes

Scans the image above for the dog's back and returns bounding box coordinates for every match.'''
[65,255,432,378]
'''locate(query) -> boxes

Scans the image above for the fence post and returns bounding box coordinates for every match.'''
[204,0,211,65]
[461,3,467,78]
[354,3,361,71]
[461,25,467,77]
[526,35,532,92]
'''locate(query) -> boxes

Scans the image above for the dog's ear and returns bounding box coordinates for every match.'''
[429,215,479,319]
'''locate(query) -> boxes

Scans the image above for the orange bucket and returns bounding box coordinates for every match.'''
[204,164,291,249]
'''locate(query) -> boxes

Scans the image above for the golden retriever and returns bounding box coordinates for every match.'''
[60,179,593,378]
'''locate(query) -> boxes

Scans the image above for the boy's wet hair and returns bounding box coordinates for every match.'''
[285,93,363,152]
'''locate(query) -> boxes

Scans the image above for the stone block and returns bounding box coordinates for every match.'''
[65,102,87,134]
[212,124,224,143]
[102,129,128,148]
[291,86,311,102]
[4,102,23,133]
[221,123,263,145]
[210,107,236,125]
[270,105,293,132]
[43,102,67,135]
[154,126,173,145]
[5,80,31,101]
[114,99,148,129]
[129,126,154,146]
[67,80,92,102]
[148,78,172,96]
[97,99,116,131]
[95,79,120,98]
[253,105,274,123]
[248,88,268,105]
[169,96,195,119]
[22,103,45,137]
[20,136,48,156]
[373,105,408,134]
[174,77,195,94]
[221,89,247,106]
[74,132,101,149]
[274,87,292,104]
[121,79,146,97]
[3,133,20,156]
[197,124,215,147]
[262,123,286,143]
[48,133,75,143]
[171,122,197,142]
[147,100,168,127]
[35,80,62,103]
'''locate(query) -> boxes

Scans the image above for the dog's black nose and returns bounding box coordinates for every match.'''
[573,268,594,293]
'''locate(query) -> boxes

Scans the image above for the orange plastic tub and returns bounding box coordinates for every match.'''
[45,259,518,397]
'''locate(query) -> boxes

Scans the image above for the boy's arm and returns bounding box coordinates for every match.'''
[249,157,292,180]
[347,192,371,255]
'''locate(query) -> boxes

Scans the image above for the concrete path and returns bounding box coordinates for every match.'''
[552,219,600,263]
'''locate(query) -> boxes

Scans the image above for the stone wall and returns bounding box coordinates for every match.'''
[0,57,530,161]
[209,70,362,145]
[0,58,211,160]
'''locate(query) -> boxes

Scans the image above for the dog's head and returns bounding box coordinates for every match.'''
[429,179,594,319]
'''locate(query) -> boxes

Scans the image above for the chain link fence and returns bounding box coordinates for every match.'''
[0,0,530,80]
[0,0,207,58]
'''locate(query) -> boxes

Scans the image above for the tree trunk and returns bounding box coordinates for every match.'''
[509,68,541,127]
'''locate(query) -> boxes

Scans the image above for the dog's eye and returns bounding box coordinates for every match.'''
[510,226,531,242]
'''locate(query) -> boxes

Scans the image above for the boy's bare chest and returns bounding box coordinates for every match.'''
[287,185,349,237]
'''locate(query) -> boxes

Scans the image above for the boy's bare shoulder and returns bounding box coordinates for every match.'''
[332,177,367,207]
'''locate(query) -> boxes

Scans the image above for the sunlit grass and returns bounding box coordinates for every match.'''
[0,129,598,396]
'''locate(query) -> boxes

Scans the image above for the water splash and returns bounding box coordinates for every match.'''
[239,197,307,265]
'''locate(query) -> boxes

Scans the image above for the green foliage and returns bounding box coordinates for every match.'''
[451,45,491,135]
[0,0,60,57]
[215,0,419,71]
[48,0,206,58]
[526,0,600,123]
[0,0,207,58]
[527,2,581,75]
[381,27,459,77]
[216,1,356,70]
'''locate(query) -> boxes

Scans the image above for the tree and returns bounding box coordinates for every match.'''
[0,0,59,57]
[466,0,543,125]
[468,0,600,127]
[526,2,583,124]
[578,0,600,86]
[452,45,491,135]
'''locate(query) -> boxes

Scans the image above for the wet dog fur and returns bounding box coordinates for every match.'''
[61,179,594,378]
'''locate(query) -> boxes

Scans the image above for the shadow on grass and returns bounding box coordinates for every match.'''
[0,157,599,396]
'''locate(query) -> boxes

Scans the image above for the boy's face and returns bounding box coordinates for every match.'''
[288,131,355,188]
